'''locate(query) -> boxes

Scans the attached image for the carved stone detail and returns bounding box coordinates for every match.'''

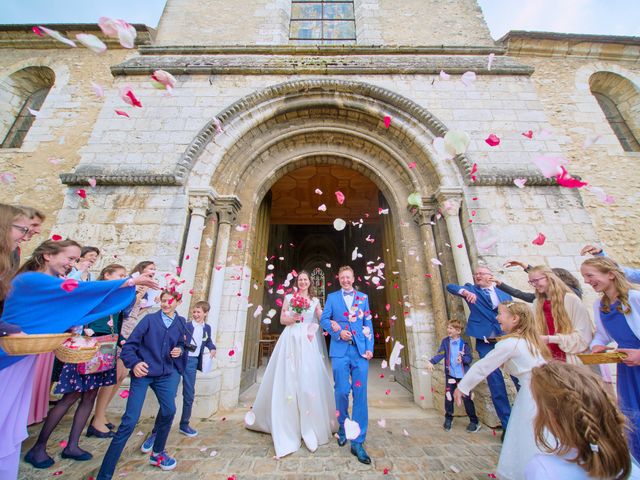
[213,196,242,225]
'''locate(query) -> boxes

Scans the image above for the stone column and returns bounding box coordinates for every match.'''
[177,188,215,317]
[436,187,474,285]
[206,196,242,339]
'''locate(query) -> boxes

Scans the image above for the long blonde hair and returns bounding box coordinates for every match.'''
[531,362,631,479]
[581,257,633,315]
[530,265,574,335]
[0,204,27,300]
[499,301,550,359]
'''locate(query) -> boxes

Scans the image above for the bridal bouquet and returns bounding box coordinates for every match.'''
[290,295,310,314]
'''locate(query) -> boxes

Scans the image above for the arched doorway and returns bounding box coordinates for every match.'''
[239,164,411,392]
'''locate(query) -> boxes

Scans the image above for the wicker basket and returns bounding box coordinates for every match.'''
[54,338,98,364]
[577,352,628,365]
[0,333,71,356]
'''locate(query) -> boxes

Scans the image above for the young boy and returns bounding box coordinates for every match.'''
[97,290,187,480]
[426,319,480,433]
[140,300,216,449]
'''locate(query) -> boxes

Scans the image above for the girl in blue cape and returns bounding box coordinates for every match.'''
[0,239,158,479]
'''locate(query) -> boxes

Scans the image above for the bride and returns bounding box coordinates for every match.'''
[246,270,337,458]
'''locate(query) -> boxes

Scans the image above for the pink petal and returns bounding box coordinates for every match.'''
[115,21,137,49]
[32,26,45,37]
[0,172,16,184]
[378,208,389,215]
[314,188,323,195]
[487,53,495,70]
[98,17,120,37]
[59,440,68,448]
[76,188,87,199]
[532,155,566,178]
[383,116,391,129]
[91,82,105,98]
[151,70,176,89]
[51,234,62,241]
[555,166,588,189]
[115,109,130,118]
[522,130,533,139]
[485,134,500,147]
[439,70,450,81]
[532,233,546,246]
[75,33,107,53]
[88,178,97,188]
[335,191,345,205]
[39,26,77,48]
[119,389,130,399]
[120,86,142,108]
[461,71,476,87]
[514,178,527,188]
[228,349,235,357]
[408,162,416,169]
[61,278,79,292]
[318,204,327,212]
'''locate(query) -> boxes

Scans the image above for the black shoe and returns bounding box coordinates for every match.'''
[24,450,54,469]
[86,424,115,438]
[61,449,93,461]
[443,418,452,431]
[500,429,506,443]
[350,443,371,465]
[466,422,481,433]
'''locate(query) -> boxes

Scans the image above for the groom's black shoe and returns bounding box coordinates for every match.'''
[337,426,347,447]
[350,442,371,465]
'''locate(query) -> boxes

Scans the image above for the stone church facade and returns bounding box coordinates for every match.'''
[0,1,638,424]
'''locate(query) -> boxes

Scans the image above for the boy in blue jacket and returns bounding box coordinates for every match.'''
[426,319,479,433]
[97,289,188,479]
[140,300,216,450]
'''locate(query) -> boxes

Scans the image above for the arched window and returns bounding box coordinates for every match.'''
[0,66,55,149]
[311,267,326,306]
[590,72,640,152]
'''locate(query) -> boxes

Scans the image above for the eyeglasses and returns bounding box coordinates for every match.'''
[12,224,30,235]
[528,277,546,286]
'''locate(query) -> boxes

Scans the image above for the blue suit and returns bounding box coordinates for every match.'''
[320,289,373,444]
[446,282,515,429]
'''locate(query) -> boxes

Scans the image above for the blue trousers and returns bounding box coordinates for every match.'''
[97,371,180,480]
[332,344,369,444]
[150,357,198,434]
[475,340,517,429]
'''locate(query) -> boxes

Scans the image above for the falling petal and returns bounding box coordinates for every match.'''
[244,411,256,426]
[532,155,566,178]
[556,166,587,188]
[88,178,97,188]
[430,258,442,266]
[522,130,533,139]
[28,108,40,117]
[119,389,129,399]
[39,26,77,47]
[383,116,391,129]
[378,208,389,215]
[587,186,615,204]
[388,341,404,371]
[210,450,218,457]
[407,192,421,207]
[514,178,527,188]
[485,133,500,147]
[51,234,62,241]
[333,218,346,231]
[32,26,45,37]
[91,82,105,98]
[335,191,345,205]
[532,232,546,246]
[461,71,476,87]
[432,137,451,159]
[115,109,130,118]
[119,86,142,108]
[76,189,87,199]
[75,33,107,53]
[151,70,177,89]
[439,70,450,81]
[487,52,495,70]
[318,204,327,212]
[314,188,323,195]
[377,418,386,428]
[443,130,470,156]
[344,418,361,440]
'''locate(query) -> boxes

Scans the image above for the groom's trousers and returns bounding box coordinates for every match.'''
[332,343,369,444]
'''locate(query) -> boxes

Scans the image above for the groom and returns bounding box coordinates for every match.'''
[320,265,373,465]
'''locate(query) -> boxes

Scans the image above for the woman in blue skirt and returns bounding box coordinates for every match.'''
[581,256,640,462]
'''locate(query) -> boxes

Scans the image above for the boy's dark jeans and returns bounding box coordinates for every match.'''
[97,371,181,480]
[444,374,478,424]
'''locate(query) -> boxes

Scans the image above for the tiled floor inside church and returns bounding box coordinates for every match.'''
[19,364,500,479]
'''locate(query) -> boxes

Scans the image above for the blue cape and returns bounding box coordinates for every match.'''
[0,272,135,370]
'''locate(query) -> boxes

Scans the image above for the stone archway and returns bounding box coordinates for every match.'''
[184,79,473,410]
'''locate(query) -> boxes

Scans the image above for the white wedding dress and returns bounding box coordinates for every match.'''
[247,295,337,458]
[458,337,548,480]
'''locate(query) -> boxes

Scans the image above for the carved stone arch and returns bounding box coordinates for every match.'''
[184,78,470,190]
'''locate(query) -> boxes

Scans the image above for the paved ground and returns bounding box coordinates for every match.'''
[19,364,501,479]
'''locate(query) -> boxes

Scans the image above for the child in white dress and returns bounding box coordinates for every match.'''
[455,301,550,480]
[526,362,639,479]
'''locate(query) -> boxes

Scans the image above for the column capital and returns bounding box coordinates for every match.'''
[188,187,217,217]
[411,200,438,227]
[213,195,242,225]
[435,187,464,217]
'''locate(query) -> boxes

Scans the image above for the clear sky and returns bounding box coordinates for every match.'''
[0,0,638,39]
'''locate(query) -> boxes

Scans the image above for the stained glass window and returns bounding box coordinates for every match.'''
[311,267,326,306]
[290,1,356,43]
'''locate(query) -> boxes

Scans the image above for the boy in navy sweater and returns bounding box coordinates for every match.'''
[97,290,187,479]
[426,319,479,433]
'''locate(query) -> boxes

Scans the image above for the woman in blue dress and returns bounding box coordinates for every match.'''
[581,256,640,461]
